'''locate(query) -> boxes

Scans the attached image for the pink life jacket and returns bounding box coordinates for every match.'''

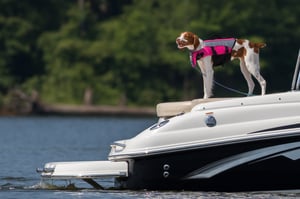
[190,38,236,67]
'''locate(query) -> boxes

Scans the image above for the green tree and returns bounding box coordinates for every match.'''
[1,0,299,108]
[36,0,131,104]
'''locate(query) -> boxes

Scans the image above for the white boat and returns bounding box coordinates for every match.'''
[37,51,300,191]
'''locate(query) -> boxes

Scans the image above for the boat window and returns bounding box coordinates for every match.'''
[150,119,169,130]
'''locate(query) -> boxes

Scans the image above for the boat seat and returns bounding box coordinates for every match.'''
[156,98,231,118]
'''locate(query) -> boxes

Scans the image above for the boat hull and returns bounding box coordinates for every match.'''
[116,134,300,191]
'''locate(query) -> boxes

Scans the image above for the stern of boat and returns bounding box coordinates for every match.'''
[37,160,128,189]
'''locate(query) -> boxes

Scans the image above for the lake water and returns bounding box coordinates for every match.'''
[0,116,299,199]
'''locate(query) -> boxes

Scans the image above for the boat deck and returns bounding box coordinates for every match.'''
[156,98,233,118]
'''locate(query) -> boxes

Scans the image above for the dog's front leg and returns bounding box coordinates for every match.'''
[198,58,214,98]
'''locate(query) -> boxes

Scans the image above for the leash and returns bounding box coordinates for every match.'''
[193,66,252,96]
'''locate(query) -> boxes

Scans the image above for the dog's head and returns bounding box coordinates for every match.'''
[176,32,201,51]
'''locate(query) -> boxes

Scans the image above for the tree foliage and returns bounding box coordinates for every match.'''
[0,0,299,106]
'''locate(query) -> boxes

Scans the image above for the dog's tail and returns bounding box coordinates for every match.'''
[248,41,266,53]
[254,42,266,49]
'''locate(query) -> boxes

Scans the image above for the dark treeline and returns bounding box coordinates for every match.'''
[0,0,299,109]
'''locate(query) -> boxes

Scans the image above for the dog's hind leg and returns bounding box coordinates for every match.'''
[239,58,255,96]
[253,72,266,95]
[245,55,266,96]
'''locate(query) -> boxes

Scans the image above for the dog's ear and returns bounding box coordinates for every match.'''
[193,35,200,50]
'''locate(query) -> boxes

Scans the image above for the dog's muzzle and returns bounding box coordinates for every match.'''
[176,38,188,49]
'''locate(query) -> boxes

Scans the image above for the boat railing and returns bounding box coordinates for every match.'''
[291,49,300,91]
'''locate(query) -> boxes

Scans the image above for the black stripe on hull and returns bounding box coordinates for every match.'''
[249,123,300,134]
[116,135,300,191]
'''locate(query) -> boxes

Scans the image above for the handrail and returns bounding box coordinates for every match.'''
[291,49,300,91]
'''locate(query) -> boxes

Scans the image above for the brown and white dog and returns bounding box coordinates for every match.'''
[176,31,266,98]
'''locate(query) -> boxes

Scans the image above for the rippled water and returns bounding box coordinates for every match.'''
[0,116,299,198]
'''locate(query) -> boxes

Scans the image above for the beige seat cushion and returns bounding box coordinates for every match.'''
[156,98,232,117]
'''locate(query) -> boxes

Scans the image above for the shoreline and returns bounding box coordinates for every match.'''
[3,89,156,117]
[0,102,157,117]
[37,103,157,117]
